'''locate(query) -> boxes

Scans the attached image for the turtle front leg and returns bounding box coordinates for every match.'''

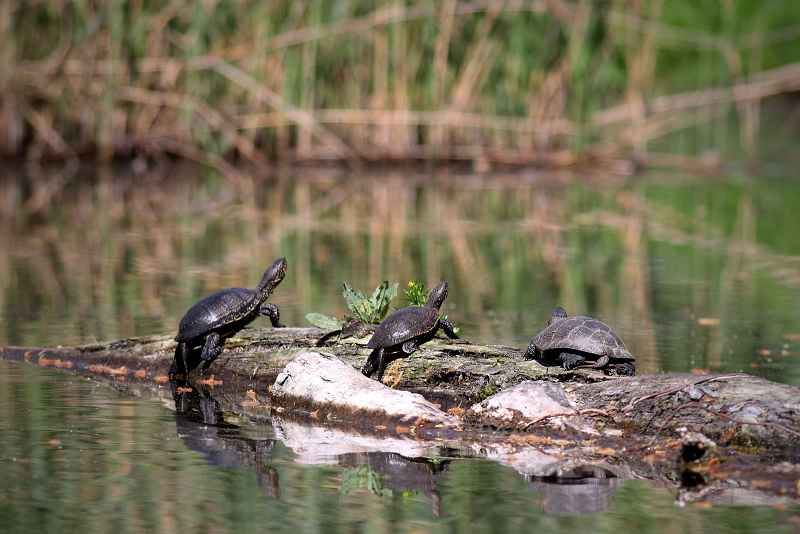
[523,342,536,360]
[615,362,636,376]
[439,319,459,339]
[361,347,385,380]
[200,332,223,364]
[260,303,285,328]
[559,352,586,371]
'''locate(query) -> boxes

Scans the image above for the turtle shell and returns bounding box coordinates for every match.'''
[175,287,260,342]
[367,306,440,349]
[533,315,634,362]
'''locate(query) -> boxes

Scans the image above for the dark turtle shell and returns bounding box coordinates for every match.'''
[367,306,440,349]
[175,287,260,342]
[532,315,634,362]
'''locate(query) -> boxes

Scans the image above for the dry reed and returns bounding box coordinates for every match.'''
[2,1,800,172]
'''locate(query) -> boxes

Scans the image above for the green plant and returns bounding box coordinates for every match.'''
[343,281,398,324]
[401,280,430,306]
[305,281,398,328]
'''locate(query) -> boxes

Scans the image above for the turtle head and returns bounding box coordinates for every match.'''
[547,306,568,325]
[256,257,287,297]
[425,281,449,310]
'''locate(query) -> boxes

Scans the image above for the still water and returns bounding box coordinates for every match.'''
[2,164,800,532]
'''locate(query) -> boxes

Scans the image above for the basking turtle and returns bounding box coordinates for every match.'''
[525,307,635,376]
[362,281,459,382]
[170,257,287,379]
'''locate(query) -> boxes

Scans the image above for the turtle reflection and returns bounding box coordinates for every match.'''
[339,452,450,517]
[526,465,624,515]
[172,381,280,499]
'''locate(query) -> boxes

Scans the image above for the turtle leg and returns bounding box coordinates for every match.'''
[523,342,536,360]
[361,347,383,379]
[170,341,190,379]
[200,332,223,366]
[615,362,636,376]
[402,340,420,354]
[559,352,586,371]
[439,319,459,339]
[260,303,285,328]
[584,355,610,370]
[374,350,390,382]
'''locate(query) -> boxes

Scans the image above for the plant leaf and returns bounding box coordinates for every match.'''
[343,282,374,323]
[370,281,398,322]
[342,281,398,324]
[305,313,343,330]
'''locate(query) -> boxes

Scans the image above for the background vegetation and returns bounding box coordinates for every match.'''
[3,0,800,171]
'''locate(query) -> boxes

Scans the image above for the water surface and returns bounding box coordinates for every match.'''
[2,164,800,531]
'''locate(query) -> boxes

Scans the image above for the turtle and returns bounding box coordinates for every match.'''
[524,307,636,376]
[362,281,459,382]
[170,257,287,379]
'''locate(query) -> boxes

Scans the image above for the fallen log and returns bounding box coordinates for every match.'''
[2,327,800,456]
[5,327,800,510]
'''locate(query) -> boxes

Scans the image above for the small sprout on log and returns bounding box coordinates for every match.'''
[476,386,497,402]
[305,281,398,329]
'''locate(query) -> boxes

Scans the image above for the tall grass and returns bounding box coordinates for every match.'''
[3,1,800,171]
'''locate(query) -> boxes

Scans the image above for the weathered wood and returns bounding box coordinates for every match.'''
[570,373,800,451]
[271,352,464,432]
[0,326,560,399]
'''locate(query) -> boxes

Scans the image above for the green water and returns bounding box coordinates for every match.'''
[2,361,797,533]
[2,165,800,531]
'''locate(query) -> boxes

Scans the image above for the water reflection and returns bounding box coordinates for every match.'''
[172,381,280,498]
[172,379,631,517]
[3,360,800,533]
[4,164,800,385]
[338,453,449,517]
[165,379,800,518]
[526,466,623,515]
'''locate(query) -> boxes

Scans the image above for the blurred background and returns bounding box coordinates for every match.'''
[3,0,800,169]
[3,0,800,380]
